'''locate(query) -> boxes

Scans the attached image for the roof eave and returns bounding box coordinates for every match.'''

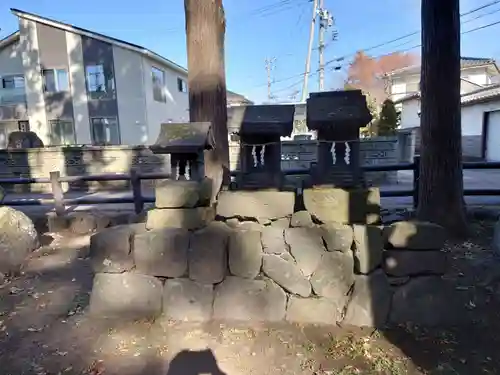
[0,31,20,50]
[11,8,188,75]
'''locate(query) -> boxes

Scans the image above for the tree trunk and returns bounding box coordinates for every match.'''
[184,0,229,203]
[418,0,467,235]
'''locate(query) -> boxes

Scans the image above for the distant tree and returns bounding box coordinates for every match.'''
[418,0,467,235]
[377,99,398,136]
[345,50,417,105]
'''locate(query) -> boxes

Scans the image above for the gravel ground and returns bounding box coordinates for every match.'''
[1,211,500,374]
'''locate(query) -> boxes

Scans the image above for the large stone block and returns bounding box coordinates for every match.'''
[320,222,354,253]
[383,250,447,277]
[384,221,445,250]
[303,187,380,224]
[0,207,39,274]
[262,254,311,297]
[163,279,214,322]
[310,252,355,301]
[89,273,163,320]
[146,207,215,231]
[286,297,343,325]
[352,225,384,274]
[229,230,262,279]
[133,228,189,277]
[290,211,314,228]
[216,191,295,220]
[213,277,287,322]
[261,227,287,255]
[189,225,229,284]
[285,227,324,276]
[343,270,392,328]
[155,179,212,208]
[89,224,146,273]
[389,276,462,326]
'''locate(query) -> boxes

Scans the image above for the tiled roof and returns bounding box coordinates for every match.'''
[386,57,499,77]
[394,83,500,106]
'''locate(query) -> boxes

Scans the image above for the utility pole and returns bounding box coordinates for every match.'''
[265,57,276,102]
[301,0,318,102]
[318,0,325,91]
[318,4,336,91]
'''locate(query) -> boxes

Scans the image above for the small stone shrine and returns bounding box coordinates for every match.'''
[306,90,372,188]
[151,122,214,181]
[227,104,295,189]
[303,90,380,225]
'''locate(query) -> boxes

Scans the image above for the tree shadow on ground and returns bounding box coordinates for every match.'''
[377,210,500,374]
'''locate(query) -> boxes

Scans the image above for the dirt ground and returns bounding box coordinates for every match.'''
[1,211,500,375]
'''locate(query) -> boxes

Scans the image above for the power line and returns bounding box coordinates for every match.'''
[323,0,500,67]
[250,13,500,92]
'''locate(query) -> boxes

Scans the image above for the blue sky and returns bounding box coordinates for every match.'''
[1,0,499,103]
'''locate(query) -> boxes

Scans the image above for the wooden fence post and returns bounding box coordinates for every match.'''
[130,169,143,214]
[50,171,65,216]
[413,155,420,209]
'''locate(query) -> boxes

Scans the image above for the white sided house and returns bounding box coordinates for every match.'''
[396,84,500,161]
[0,9,193,147]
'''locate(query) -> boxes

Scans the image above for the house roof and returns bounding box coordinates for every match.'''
[461,83,500,106]
[386,56,500,77]
[0,31,20,49]
[394,83,500,106]
[10,8,188,75]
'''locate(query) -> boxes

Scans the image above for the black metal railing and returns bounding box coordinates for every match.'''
[2,156,500,215]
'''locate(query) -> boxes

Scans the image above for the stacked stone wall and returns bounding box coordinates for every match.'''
[87,181,452,327]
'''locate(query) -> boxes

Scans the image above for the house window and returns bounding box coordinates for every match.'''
[2,75,25,89]
[85,64,115,99]
[49,119,76,145]
[42,69,69,93]
[177,78,187,93]
[91,117,120,145]
[152,67,166,102]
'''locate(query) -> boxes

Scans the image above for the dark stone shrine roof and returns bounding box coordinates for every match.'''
[151,122,214,154]
[306,90,372,131]
[227,105,295,137]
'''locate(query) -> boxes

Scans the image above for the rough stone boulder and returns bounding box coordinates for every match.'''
[261,227,287,255]
[163,279,214,322]
[133,228,189,277]
[89,273,163,320]
[270,217,291,229]
[0,207,39,273]
[343,270,392,327]
[213,277,287,322]
[89,224,146,273]
[229,230,263,279]
[216,191,295,221]
[262,254,311,297]
[384,221,445,250]
[285,227,324,276]
[155,178,212,208]
[189,224,229,284]
[290,211,314,228]
[320,222,353,253]
[286,297,344,325]
[383,250,447,277]
[389,276,462,326]
[352,225,384,274]
[310,252,355,301]
[146,207,215,231]
[303,187,380,224]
